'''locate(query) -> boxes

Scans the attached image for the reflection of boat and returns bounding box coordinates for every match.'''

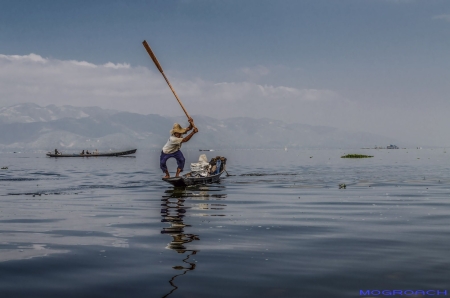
[46,149,137,157]
[163,170,224,187]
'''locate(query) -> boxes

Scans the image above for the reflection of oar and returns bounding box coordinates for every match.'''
[142,40,194,124]
[162,251,197,298]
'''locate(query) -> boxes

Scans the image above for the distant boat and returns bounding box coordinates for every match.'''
[199,149,214,151]
[46,149,137,157]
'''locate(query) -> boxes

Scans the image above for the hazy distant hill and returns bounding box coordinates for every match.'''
[0,103,396,151]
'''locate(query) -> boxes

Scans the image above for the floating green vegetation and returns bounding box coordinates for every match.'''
[341,154,373,158]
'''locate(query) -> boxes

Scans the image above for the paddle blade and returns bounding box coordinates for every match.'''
[142,40,164,73]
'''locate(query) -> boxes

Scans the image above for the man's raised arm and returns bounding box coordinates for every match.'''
[182,126,198,143]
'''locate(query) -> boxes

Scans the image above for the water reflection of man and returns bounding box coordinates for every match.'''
[160,185,227,297]
[161,189,199,298]
[161,190,199,251]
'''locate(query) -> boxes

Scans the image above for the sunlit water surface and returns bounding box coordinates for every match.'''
[0,149,449,297]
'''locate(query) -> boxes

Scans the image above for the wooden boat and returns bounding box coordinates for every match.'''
[162,169,224,187]
[46,149,137,157]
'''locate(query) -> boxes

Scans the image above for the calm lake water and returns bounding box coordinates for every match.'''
[0,149,449,298]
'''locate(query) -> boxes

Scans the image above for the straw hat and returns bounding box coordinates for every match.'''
[170,123,188,135]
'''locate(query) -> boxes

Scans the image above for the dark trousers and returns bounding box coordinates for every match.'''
[160,150,185,173]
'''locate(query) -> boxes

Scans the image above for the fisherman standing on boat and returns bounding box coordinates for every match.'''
[161,118,198,178]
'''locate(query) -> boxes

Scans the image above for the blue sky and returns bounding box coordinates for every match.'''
[1,0,450,145]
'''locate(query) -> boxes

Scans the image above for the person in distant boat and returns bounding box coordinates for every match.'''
[94,149,98,155]
[81,150,85,155]
[160,118,198,178]
[86,150,90,155]
[55,149,59,155]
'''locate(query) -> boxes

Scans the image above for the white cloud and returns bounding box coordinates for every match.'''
[103,62,131,69]
[432,14,450,22]
[0,53,337,121]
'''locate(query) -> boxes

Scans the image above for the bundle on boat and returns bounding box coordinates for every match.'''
[185,155,227,178]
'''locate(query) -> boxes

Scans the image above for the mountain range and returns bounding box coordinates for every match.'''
[0,103,396,151]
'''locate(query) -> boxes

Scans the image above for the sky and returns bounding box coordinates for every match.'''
[1,0,450,146]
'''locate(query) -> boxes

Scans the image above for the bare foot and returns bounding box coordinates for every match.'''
[163,175,170,179]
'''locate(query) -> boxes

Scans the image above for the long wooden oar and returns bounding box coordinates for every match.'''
[142,40,192,121]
